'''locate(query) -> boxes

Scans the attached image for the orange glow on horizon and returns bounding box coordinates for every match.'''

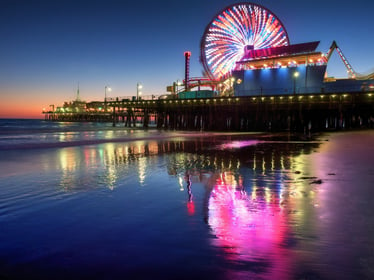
[0,88,78,119]
[0,103,45,119]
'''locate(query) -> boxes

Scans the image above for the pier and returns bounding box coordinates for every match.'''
[42,3,374,133]
[43,90,374,132]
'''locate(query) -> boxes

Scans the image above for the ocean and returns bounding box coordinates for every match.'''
[1,119,374,279]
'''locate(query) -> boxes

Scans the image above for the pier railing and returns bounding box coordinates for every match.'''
[105,95,159,102]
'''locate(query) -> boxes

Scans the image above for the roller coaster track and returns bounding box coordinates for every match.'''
[325,41,374,80]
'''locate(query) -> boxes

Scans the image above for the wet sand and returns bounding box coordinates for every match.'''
[0,129,374,279]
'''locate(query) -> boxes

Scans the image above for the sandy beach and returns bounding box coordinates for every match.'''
[1,121,374,279]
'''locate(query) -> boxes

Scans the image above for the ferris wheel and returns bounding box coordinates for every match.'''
[200,3,290,80]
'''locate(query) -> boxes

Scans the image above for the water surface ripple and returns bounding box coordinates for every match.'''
[1,120,374,279]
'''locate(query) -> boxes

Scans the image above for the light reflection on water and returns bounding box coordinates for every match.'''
[208,172,291,279]
[54,136,321,280]
[2,132,374,279]
[72,135,320,279]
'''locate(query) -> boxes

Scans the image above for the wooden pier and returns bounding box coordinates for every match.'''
[43,91,374,132]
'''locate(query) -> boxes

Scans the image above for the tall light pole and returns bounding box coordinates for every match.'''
[137,83,142,101]
[104,85,111,111]
[293,71,299,94]
[230,77,235,96]
[176,80,182,94]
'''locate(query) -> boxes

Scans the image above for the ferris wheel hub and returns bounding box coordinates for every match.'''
[245,45,254,51]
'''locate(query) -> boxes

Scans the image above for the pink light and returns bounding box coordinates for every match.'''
[218,140,261,149]
[187,201,195,216]
[208,172,292,278]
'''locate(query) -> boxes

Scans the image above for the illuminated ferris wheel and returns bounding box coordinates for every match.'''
[200,3,290,80]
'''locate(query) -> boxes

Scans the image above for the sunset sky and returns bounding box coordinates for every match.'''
[1,0,373,118]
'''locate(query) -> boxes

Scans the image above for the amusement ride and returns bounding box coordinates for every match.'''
[179,2,373,97]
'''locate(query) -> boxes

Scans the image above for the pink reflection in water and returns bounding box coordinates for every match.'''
[208,173,292,279]
[187,201,195,216]
[218,140,262,149]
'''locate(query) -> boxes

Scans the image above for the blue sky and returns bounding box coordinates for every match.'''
[0,0,373,117]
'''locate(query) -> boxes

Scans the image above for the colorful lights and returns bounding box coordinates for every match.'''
[201,3,289,80]
[208,172,289,273]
